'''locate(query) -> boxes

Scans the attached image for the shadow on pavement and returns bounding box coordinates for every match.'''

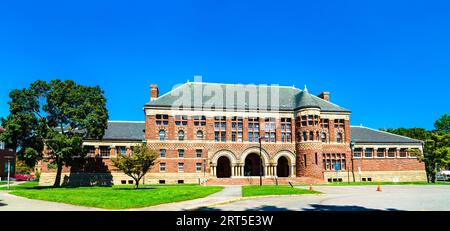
[196,205,292,211]
[196,204,404,211]
[0,200,7,207]
[304,204,404,211]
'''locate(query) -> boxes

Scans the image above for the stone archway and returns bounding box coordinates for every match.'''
[276,156,290,177]
[244,153,263,176]
[216,156,232,178]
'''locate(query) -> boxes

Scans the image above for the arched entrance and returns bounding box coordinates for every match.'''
[276,156,290,177]
[216,156,232,178]
[244,153,263,176]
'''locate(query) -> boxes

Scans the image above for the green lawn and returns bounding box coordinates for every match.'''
[0,182,7,185]
[297,181,450,186]
[242,185,320,197]
[0,181,39,190]
[9,184,223,209]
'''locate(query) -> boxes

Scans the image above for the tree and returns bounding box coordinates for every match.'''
[434,113,450,134]
[111,143,158,189]
[0,80,108,187]
[383,114,450,183]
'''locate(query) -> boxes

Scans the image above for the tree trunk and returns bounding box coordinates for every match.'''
[135,178,139,189]
[54,160,63,187]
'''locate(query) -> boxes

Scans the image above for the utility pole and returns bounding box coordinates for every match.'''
[350,140,356,182]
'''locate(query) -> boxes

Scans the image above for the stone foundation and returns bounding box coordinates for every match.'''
[39,172,211,186]
[323,170,427,183]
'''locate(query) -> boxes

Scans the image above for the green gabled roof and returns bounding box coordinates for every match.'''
[145,82,350,112]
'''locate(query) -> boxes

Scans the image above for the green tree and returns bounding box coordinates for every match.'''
[0,80,108,187]
[111,143,158,189]
[434,113,450,134]
[424,132,450,182]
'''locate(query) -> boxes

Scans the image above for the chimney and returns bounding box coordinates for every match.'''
[150,84,159,101]
[318,92,330,101]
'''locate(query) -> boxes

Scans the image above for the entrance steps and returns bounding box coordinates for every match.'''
[204,177,324,185]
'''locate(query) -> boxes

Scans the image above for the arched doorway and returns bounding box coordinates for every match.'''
[244,153,263,176]
[216,156,232,178]
[276,156,290,177]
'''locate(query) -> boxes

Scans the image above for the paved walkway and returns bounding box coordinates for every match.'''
[129,185,242,211]
[0,190,103,211]
[201,185,450,211]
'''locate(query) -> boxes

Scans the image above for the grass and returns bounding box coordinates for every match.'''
[9,184,223,209]
[0,182,7,185]
[296,181,450,186]
[242,185,320,197]
[0,181,39,190]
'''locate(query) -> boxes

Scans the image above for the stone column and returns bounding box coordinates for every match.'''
[291,165,296,177]
[240,165,244,177]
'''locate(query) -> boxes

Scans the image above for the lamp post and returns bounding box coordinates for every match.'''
[350,140,355,182]
[203,158,206,185]
[4,156,14,190]
[259,136,263,186]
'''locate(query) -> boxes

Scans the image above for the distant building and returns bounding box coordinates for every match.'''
[0,127,16,180]
[38,82,426,185]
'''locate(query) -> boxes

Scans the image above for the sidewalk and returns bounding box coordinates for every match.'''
[129,185,243,211]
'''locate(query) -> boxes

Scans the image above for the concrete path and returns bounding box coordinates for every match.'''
[201,185,450,211]
[129,185,242,211]
[0,190,103,211]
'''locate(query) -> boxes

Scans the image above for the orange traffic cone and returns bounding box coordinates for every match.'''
[309,184,313,191]
[377,184,382,192]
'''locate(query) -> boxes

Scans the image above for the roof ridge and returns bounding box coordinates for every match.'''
[108,120,145,123]
[351,126,422,142]
[188,81,301,90]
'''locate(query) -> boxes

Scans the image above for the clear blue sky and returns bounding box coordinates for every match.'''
[1,0,449,130]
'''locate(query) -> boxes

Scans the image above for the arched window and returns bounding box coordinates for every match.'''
[336,133,343,143]
[178,130,185,141]
[196,130,204,139]
[321,133,327,142]
[303,132,308,141]
[316,131,320,141]
[309,131,314,141]
[159,130,166,141]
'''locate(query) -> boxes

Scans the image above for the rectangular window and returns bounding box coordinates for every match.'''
[214,116,226,142]
[315,153,318,165]
[175,115,188,126]
[193,115,206,126]
[178,163,184,172]
[399,149,408,158]
[321,119,329,129]
[388,148,397,158]
[156,114,169,125]
[160,149,166,158]
[196,149,202,158]
[115,146,126,156]
[334,119,345,128]
[85,146,96,156]
[99,146,110,157]
[354,148,362,158]
[196,163,202,172]
[304,154,307,167]
[376,148,385,158]
[178,149,184,158]
[265,118,276,142]
[248,117,260,142]
[231,117,243,142]
[364,148,373,158]
[0,141,5,150]
[160,163,166,172]
[301,115,307,127]
[281,118,292,142]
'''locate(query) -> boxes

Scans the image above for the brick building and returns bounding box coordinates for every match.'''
[38,82,426,185]
[0,127,16,180]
